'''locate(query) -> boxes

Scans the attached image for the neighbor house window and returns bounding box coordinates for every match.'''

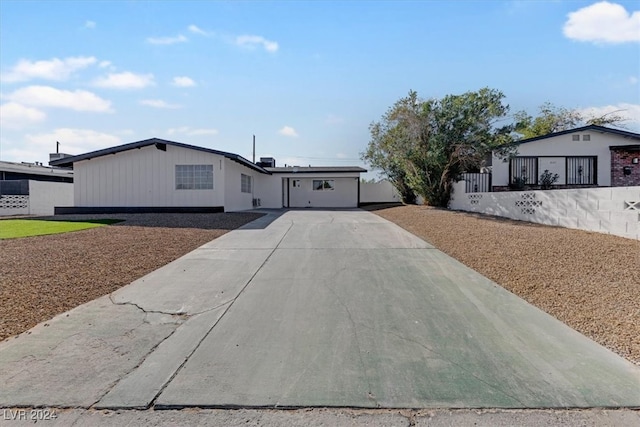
[241,174,252,193]
[510,157,538,185]
[572,135,580,141]
[175,165,213,190]
[567,157,596,185]
[313,180,335,191]
[582,134,591,141]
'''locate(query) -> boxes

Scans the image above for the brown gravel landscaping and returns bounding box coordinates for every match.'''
[0,212,262,341]
[2,208,638,368]
[366,204,640,366]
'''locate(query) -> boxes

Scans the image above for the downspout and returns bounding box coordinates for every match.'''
[357,177,361,207]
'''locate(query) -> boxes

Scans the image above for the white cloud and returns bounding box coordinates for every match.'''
[0,102,46,129]
[579,103,640,127]
[25,128,121,155]
[188,25,210,36]
[99,60,112,68]
[146,34,188,45]
[1,56,97,83]
[167,126,218,136]
[630,76,639,85]
[236,35,279,52]
[563,1,640,44]
[172,76,196,87]
[140,99,182,109]
[6,85,112,112]
[84,20,96,29]
[93,72,155,89]
[278,126,298,137]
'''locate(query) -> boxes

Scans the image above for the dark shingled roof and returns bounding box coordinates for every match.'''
[266,166,367,173]
[513,125,640,145]
[49,138,271,174]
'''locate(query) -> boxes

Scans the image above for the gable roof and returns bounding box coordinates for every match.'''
[266,166,367,174]
[48,138,270,174]
[513,125,640,146]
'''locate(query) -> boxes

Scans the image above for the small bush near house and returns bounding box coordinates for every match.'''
[540,169,560,190]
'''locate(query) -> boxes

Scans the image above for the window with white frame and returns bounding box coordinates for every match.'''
[241,174,252,193]
[175,165,213,190]
[313,180,335,191]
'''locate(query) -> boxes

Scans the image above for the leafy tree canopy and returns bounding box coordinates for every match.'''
[514,102,628,139]
[361,88,514,207]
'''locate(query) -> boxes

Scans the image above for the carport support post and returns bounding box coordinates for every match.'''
[287,178,290,208]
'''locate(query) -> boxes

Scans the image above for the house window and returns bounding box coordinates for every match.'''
[510,157,538,185]
[582,134,591,141]
[175,164,213,190]
[567,157,596,185]
[241,174,252,193]
[313,180,335,191]
[292,179,301,188]
[572,135,580,141]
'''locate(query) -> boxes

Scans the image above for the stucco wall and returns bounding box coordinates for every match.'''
[450,181,640,240]
[74,144,225,207]
[360,180,400,203]
[492,130,640,187]
[255,175,283,209]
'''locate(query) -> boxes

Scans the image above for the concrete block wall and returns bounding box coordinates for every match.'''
[450,181,640,240]
[0,181,73,217]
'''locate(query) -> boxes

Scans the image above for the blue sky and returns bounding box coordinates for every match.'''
[1,0,638,177]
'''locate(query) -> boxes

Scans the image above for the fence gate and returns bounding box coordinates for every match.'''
[463,173,492,193]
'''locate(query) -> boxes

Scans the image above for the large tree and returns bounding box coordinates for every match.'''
[362,88,514,207]
[514,102,628,139]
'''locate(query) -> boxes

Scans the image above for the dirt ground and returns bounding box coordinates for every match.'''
[0,212,262,341]
[366,204,640,365]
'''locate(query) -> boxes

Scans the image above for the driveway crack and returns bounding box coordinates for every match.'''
[150,220,295,409]
[325,284,379,408]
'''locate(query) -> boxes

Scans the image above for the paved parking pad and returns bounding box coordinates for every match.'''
[1,209,639,411]
[156,210,640,408]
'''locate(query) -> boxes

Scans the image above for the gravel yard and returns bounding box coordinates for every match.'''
[2,207,638,367]
[366,204,640,365]
[0,212,262,341]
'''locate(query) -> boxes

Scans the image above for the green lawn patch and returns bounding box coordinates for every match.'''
[0,219,123,239]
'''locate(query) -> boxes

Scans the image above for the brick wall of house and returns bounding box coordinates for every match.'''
[610,146,640,187]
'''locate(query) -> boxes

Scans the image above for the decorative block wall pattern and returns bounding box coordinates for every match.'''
[449,183,640,240]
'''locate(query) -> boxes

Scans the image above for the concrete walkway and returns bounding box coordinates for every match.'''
[1,210,639,413]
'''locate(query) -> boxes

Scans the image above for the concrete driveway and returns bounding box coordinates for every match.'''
[0,209,639,412]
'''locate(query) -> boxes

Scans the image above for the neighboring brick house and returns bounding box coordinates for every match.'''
[490,125,640,191]
[610,145,640,187]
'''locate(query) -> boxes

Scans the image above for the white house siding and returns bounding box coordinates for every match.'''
[254,175,282,209]
[492,131,640,187]
[223,159,259,212]
[74,144,225,207]
[283,173,360,208]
